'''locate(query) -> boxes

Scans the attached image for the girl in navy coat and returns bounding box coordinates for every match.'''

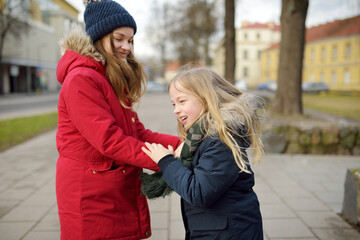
[142,66,265,239]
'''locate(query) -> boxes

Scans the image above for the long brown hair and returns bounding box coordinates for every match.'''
[94,33,147,108]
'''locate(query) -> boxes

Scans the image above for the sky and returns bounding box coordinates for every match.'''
[67,0,359,59]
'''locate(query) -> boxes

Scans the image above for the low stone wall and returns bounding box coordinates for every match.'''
[262,125,360,155]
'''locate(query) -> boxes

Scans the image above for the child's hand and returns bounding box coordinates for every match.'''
[174,142,184,157]
[142,142,174,164]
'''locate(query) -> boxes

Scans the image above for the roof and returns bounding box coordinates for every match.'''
[306,14,360,42]
[241,21,281,31]
[166,61,181,72]
[263,14,360,51]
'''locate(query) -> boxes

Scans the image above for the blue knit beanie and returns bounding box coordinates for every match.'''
[83,0,137,43]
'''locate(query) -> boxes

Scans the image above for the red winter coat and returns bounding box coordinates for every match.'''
[55,30,180,240]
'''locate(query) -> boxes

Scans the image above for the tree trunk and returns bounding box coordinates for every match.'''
[224,0,235,84]
[273,0,308,115]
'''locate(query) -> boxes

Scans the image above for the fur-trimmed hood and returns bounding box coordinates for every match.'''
[59,28,105,64]
[56,28,106,85]
[206,93,264,148]
[220,93,263,131]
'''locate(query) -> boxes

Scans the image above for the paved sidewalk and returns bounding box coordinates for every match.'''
[0,93,359,239]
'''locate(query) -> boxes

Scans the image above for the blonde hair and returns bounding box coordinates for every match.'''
[94,33,147,108]
[170,66,264,173]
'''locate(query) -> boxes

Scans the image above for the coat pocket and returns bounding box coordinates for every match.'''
[187,214,228,231]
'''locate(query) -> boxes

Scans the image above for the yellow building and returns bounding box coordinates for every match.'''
[261,15,360,92]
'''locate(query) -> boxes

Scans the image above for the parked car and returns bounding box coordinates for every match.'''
[302,82,329,94]
[146,81,167,93]
[258,81,277,92]
[235,79,248,91]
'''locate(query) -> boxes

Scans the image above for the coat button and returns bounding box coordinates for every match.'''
[145,231,150,236]
[131,117,135,123]
[122,170,126,174]
[92,170,97,174]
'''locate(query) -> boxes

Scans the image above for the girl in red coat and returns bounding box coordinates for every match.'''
[55,0,180,239]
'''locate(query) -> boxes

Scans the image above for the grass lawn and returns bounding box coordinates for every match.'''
[0,112,58,152]
[302,94,360,122]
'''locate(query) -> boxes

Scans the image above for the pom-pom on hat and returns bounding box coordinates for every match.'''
[83,0,137,42]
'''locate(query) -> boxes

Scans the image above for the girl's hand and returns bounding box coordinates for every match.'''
[174,142,184,157]
[142,142,174,164]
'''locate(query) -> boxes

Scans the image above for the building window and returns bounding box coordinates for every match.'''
[258,51,261,60]
[310,73,314,82]
[311,49,315,62]
[243,67,248,77]
[344,70,350,85]
[320,72,325,82]
[331,71,336,85]
[243,50,248,59]
[64,19,71,33]
[346,43,351,58]
[321,47,326,60]
[244,33,248,40]
[256,33,260,40]
[332,46,337,60]
[267,55,270,65]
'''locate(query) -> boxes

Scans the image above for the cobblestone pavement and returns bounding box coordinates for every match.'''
[0,92,359,239]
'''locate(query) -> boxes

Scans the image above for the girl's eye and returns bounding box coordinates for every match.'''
[129,40,133,44]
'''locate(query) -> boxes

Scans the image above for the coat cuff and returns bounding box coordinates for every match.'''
[158,154,177,171]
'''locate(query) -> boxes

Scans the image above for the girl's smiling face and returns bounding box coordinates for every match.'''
[169,82,203,127]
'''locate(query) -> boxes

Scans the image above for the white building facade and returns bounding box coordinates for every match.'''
[213,21,281,88]
[0,0,81,94]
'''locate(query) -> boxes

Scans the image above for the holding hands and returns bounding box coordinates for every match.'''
[142,142,184,164]
[142,142,174,163]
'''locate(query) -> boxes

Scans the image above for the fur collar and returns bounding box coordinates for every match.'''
[59,28,105,65]
[208,93,264,137]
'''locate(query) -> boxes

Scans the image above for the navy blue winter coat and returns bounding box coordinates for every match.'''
[158,136,263,240]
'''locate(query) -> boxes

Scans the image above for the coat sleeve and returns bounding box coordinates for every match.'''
[158,138,245,207]
[62,70,159,171]
[132,113,181,149]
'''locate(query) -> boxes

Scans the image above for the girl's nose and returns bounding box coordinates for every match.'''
[173,106,180,114]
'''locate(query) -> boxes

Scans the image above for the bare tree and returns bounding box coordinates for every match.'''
[0,0,30,62]
[146,0,171,79]
[273,0,308,115]
[0,0,30,88]
[168,0,217,65]
[224,0,235,84]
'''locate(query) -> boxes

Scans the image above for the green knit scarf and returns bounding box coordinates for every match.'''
[140,122,203,199]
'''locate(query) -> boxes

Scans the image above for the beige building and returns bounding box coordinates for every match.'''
[213,21,280,88]
[0,0,80,94]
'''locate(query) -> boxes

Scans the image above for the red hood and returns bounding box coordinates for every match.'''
[57,50,106,85]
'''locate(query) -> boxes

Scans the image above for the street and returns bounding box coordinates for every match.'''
[0,92,59,120]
